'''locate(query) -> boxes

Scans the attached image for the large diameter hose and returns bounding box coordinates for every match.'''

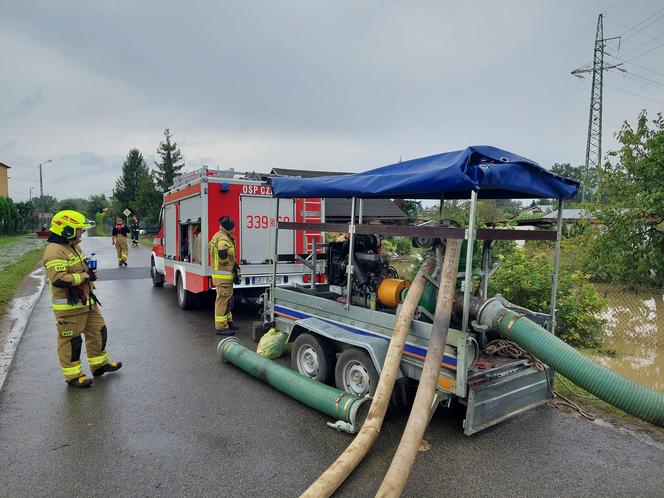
[478,299,664,427]
[218,338,370,429]
[300,258,437,498]
[377,240,462,498]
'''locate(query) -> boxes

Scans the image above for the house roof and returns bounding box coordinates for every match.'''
[542,208,591,219]
[0,162,11,169]
[270,167,406,220]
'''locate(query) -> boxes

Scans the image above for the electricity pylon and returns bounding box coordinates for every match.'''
[571,13,624,202]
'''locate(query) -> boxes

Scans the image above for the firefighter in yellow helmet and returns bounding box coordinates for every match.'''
[209,216,240,335]
[43,210,122,388]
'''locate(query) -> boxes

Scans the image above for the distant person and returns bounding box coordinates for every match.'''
[42,210,122,388]
[209,216,239,335]
[130,216,140,247]
[112,218,130,267]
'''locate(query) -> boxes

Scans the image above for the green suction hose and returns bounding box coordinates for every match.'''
[478,298,664,427]
[218,337,370,432]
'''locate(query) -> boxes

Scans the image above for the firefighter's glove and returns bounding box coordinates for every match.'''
[217,248,229,263]
[67,286,81,306]
[87,269,97,282]
[233,263,241,285]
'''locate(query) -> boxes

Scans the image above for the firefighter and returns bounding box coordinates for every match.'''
[112,218,130,267]
[43,210,122,388]
[209,216,240,335]
[129,216,140,247]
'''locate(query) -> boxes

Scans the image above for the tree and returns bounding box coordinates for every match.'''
[15,201,36,232]
[57,198,88,212]
[33,194,58,212]
[154,128,185,192]
[550,163,599,203]
[87,194,110,219]
[586,111,664,287]
[134,169,162,225]
[113,149,149,217]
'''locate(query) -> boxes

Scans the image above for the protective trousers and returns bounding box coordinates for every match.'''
[55,307,109,381]
[115,240,128,264]
[214,283,233,330]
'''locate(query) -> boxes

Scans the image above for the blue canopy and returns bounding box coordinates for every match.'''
[270,146,580,200]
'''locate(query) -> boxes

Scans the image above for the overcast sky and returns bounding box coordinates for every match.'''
[1,0,663,202]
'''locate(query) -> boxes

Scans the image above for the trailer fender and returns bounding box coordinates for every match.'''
[287,317,394,377]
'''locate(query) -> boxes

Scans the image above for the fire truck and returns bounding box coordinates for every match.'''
[150,167,324,309]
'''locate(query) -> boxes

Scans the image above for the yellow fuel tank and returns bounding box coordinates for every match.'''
[377,278,411,308]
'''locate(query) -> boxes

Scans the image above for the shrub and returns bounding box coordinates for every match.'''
[489,248,606,348]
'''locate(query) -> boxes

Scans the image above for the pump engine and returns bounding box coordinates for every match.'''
[326,234,404,309]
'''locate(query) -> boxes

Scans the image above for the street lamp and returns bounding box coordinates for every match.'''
[38,159,52,212]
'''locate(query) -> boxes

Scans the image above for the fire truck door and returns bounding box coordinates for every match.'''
[240,196,294,264]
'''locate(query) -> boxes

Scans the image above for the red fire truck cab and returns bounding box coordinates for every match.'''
[150,167,324,309]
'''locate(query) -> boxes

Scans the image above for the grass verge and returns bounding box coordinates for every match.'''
[138,236,154,250]
[0,246,45,317]
[554,374,664,439]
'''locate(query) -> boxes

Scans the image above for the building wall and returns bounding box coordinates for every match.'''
[0,167,8,197]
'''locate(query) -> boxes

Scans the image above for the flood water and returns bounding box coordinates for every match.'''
[589,284,663,391]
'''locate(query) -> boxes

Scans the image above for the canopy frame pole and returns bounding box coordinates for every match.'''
[270,197,280,321]
[345,197,357,310]
[358,199,364,224]
[549,199,564,335]
[459,190,478,397]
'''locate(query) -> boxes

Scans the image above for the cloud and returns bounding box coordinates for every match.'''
[0,0,662,202]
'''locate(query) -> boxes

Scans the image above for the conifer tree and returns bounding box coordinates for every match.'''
[154,129,185,192]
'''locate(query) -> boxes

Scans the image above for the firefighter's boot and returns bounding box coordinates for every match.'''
[67,375,93,388]
[228,322,240,331]
[92,360,123,377]
[215,328,235,336]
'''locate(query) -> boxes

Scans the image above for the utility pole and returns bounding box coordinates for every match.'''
[571,14,624,203]
[37,159,52,212]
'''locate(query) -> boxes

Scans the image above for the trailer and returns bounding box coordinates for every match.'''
[257,146,581,435]
[150,167,324,309]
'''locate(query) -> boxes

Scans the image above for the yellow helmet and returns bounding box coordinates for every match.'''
[49,210,92,239]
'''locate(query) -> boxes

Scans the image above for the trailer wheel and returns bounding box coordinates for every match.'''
[291,333,335,384]
[151,259,164,287]
[335,348,379,397]
[176,273,196,310]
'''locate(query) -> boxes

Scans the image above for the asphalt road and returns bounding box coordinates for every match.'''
[0,236,662,497]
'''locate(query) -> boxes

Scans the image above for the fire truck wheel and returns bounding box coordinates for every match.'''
[151,260,164,287]
[291,333,335,385]
[335,348,379,397]
[176,273,196,310]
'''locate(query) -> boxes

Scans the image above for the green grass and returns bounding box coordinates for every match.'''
[0,235,26,249]
[0,246,45,317]
[138,236,154,250]
[554,374,664,436]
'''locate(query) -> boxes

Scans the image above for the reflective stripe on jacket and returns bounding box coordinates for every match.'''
[209,228,236,273]
[43,239,94,315]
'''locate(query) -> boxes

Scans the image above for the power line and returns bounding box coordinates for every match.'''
[608,53,664,78]
[617,10,664,43]
[624,39,664,61]
[604,83,664,104]
[608,65,664,89]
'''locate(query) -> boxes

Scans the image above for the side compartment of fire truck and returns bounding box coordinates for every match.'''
[151,168,324,309]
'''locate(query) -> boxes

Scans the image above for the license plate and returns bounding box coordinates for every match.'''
[251,275,283,285]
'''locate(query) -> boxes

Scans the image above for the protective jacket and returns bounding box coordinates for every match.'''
[43,234,97,317]
[209,227,236,284]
